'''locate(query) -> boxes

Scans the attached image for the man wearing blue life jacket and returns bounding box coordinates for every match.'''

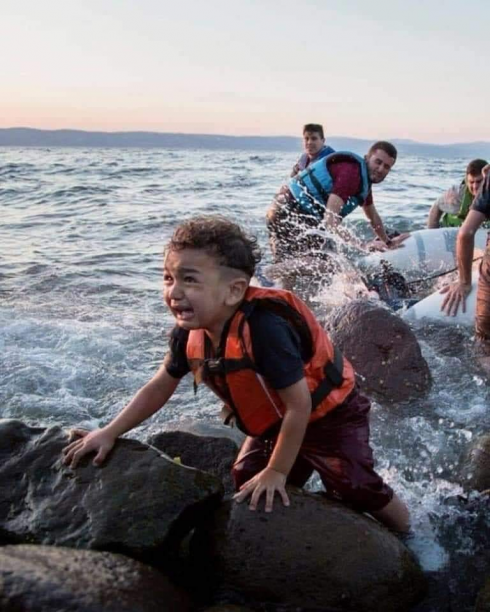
[290,123,335,178]
[267,141,404,262]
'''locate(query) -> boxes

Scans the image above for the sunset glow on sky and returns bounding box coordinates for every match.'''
[3,0,489,143]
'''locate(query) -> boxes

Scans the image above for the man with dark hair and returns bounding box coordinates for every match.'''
[427,159,488,228]
[290,123,335,177]
[441,172,490,347]
[267,141,405,262]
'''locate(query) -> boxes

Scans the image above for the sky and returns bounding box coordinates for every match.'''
[2,0,489,143]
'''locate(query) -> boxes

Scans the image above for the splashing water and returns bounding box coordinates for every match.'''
[1,147,489,610]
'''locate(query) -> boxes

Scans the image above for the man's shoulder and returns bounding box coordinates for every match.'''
[472,174,490,217]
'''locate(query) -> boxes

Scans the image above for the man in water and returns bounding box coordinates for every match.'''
[290,123,335,177]
[441,171,490,348]
[427,159,487,228]
[267,141,406,262]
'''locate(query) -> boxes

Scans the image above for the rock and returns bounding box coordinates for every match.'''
[191,489,426,612]
[326,299,431,402]
[201,607,254,612]
[465,433,490,492]
[161,418,245,448]
[148,430,239,495]
[0,544,190,612]
[476,577,490,612]
[0,419,223,566]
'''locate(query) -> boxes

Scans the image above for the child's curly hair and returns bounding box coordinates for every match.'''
[166,216,262,277]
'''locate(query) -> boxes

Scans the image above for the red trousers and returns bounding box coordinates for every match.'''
[232,388,394,513]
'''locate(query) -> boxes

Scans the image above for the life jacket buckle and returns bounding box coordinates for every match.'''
[204,358,224,375]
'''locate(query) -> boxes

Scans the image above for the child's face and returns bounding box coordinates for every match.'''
[163,248,236,336]
[303,131,325,157]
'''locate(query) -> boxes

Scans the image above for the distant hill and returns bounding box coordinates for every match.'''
[1,127,490,158]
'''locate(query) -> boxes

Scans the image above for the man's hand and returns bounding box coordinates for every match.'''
[233,466,289,512]
[365,233,410,252]
[440,282,472,316]
[389,233,410,248]
[365,238,389,252]
[62,427,117,468]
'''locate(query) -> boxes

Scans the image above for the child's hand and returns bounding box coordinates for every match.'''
[233,466,289,512]
[62,427,117,468]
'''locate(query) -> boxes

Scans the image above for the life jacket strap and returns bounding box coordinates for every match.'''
[202,356,256,378]
[310,345,344,410]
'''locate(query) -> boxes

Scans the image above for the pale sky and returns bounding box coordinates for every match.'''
[2,0,489,143]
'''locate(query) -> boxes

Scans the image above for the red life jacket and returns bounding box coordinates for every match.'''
[186,286,356,437]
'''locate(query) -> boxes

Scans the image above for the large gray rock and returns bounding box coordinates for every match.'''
[326,299,431,402]
[148,430,239,495]
[161,417,246,447]
[191,489,426,612]
[0,544,190,612]
[465,433,490,492]
[0,419,223,563]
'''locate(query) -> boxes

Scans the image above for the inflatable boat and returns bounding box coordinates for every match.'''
[402,269,479,325]
[357,227,487,282]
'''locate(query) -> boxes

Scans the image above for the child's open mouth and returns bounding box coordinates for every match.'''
[173,307,194,321]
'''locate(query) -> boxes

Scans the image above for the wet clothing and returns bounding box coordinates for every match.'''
[185,287,355,437]
[232,387,394,512]
[288,152,372,219]
[472,174,490,340]
[165,308,307,388]
[290,145,335,177]
[164,289,393,512]
[433,181,474,227]
[268,153,373,262]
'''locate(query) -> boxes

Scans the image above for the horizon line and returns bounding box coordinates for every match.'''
[2,126,489,148]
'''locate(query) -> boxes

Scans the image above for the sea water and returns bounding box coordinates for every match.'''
[1,147,489,610]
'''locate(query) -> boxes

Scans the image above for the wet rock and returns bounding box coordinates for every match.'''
[0,419,223,565]
[465,433,490,492]
[148,430,239,495]
[0,544,190,612]
[326,299,431,402]
[161,417,246,447]
[191,489,426,612]
[201,607,254,612]
[476,577,490,612]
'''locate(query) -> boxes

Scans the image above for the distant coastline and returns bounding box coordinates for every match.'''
[1,127,490,158]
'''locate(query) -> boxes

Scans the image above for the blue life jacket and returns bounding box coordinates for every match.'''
[296,145,335,172]
[288,151,371,219]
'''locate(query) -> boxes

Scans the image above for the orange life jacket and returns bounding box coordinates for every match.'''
[186,286,355,437]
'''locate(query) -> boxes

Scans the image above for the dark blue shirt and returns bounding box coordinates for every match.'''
[471,173,490,218]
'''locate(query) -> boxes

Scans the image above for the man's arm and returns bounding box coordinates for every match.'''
[63,364,180,467]
[440,210,486,315]
[290,161,301,177]
[321,193,364,246]
[427,202,443,229]
[362,203,389,243]
[233,378,311,512]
